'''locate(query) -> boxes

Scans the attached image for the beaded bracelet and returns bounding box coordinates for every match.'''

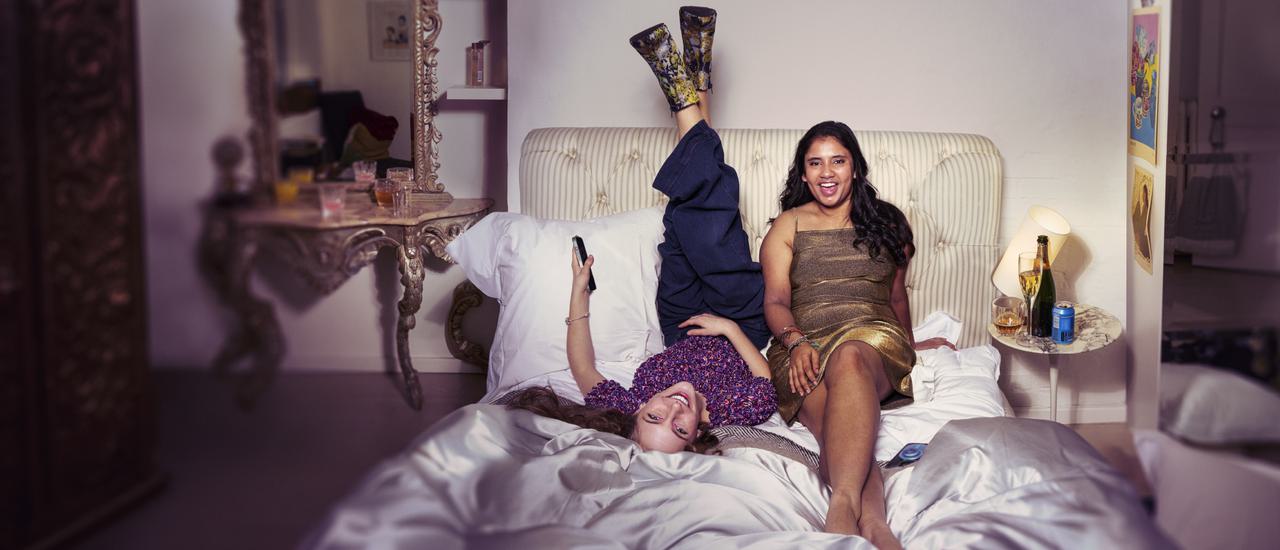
[786,335,815,354]
[564,312,590,325]
[779,325,804,340]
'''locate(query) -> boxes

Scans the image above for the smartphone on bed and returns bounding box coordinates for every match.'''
[572,235,597,292]
[885,442,927,468]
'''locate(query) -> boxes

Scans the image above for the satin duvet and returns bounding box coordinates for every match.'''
[304,407,1171,549]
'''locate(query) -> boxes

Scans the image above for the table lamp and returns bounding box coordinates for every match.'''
[992,205,1071,297]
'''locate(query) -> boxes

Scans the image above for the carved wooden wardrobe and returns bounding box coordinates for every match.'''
[0,0,162,547]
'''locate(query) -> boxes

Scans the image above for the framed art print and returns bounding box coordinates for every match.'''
[1132,164,1155,274]
[369,1,412,62]
[1129,7,1161,164]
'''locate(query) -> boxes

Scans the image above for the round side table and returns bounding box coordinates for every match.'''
[987,304,1123,422]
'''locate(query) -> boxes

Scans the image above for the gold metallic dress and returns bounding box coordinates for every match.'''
[766,228,915,422]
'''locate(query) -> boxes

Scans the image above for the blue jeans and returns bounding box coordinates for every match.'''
[653,121,769,349]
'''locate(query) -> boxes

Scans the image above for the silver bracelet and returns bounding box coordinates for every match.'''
[565,312,590,325]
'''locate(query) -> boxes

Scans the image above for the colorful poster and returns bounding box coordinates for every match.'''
[1129,7,1161,164]
[1132,165,1154,274]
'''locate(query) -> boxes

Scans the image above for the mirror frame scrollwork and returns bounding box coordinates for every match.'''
[238,0,447,199]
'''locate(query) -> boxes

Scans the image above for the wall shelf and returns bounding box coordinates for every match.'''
[444,86,506,101]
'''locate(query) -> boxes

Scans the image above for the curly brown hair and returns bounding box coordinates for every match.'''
[504,386,719,454]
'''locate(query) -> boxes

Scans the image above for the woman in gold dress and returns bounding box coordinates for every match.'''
[760,121,953,548]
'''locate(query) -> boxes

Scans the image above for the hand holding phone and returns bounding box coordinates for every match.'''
[572,235,597,292]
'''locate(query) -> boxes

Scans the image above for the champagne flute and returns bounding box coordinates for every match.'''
[1016,251,1040,345]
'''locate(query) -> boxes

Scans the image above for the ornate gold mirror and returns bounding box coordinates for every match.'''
[237,0,448,200]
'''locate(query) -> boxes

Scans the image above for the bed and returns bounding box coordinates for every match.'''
[302,128,1171,548]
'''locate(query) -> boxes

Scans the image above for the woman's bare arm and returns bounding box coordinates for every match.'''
[567,252,604,394]
[762,210,820,394]
[680,313,771,379]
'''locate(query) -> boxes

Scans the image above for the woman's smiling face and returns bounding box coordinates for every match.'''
[631,381,706,453]
[803,136,856,210]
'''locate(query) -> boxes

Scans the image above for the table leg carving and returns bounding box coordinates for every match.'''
[199,216,284,409]
[396,232,426,409]
[446,280,488,368]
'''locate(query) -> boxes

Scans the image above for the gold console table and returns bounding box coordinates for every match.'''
[199,192,493,409]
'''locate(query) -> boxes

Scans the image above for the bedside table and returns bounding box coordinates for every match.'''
[988,304,1123,421]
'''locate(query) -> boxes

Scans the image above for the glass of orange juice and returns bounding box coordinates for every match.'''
[273,179,299,204]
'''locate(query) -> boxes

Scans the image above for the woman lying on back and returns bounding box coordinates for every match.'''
[507,6,778,454]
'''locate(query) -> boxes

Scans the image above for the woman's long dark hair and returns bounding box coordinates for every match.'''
[778,121,914,266]
[504,386,719,454]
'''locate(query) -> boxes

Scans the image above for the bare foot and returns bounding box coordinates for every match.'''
[860,519,903,550]
[823,492,861,535]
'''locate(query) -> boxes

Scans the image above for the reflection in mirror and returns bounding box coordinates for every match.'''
[239,0,444,198]
[274,0,415,185]
[1153,0,1280,469]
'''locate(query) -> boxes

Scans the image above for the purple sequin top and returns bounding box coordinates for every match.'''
[583,336,777,428]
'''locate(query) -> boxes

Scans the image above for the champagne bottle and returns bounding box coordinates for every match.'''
[1030,235,1057,337]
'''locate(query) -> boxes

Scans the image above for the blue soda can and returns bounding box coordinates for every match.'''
[1052,302,1075,344]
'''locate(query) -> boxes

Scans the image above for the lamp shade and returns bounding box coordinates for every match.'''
[992,205,1071,297]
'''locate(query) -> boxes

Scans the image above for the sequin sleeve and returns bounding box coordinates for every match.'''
[707,375,777,427]
[583,379,642,416]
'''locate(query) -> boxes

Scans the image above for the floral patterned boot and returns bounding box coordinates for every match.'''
[679,6,716,92]
[629,23,700,113]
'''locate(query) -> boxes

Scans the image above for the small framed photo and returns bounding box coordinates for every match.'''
[368,1,412,62]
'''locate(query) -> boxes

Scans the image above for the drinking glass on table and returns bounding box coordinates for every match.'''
[391,182,410,216]
[992,296,1025,336]
[373,178,397,208]
[387,167,414,192]
[352,160,377,184]
[273,179,299,204]
[317,183,348,219]
[1016,251,1041,345]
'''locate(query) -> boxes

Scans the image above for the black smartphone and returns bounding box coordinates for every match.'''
[884,442,927,468]
[572,235,597,292]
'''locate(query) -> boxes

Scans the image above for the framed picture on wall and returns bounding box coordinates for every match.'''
[1132,165,1155,274]
[1129,7,1161,164]
[368,1,412,62]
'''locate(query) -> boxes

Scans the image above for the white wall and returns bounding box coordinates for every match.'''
[139,0,505,373]
[508,0,1130,421]
[1127,0,1173,430]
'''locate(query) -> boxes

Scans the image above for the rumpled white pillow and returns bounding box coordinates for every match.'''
[446,207,666,403]
[1160,362,1280,445]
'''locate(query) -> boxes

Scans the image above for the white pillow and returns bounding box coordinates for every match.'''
[1160,362,1280,445]
[446,207,666,403]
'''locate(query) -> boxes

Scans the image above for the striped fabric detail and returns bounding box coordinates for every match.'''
[520,128,1003,348]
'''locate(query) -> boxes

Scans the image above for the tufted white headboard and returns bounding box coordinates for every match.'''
[519,128,1003,348]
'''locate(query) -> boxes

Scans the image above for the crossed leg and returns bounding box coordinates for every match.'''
[798,340,902,550]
